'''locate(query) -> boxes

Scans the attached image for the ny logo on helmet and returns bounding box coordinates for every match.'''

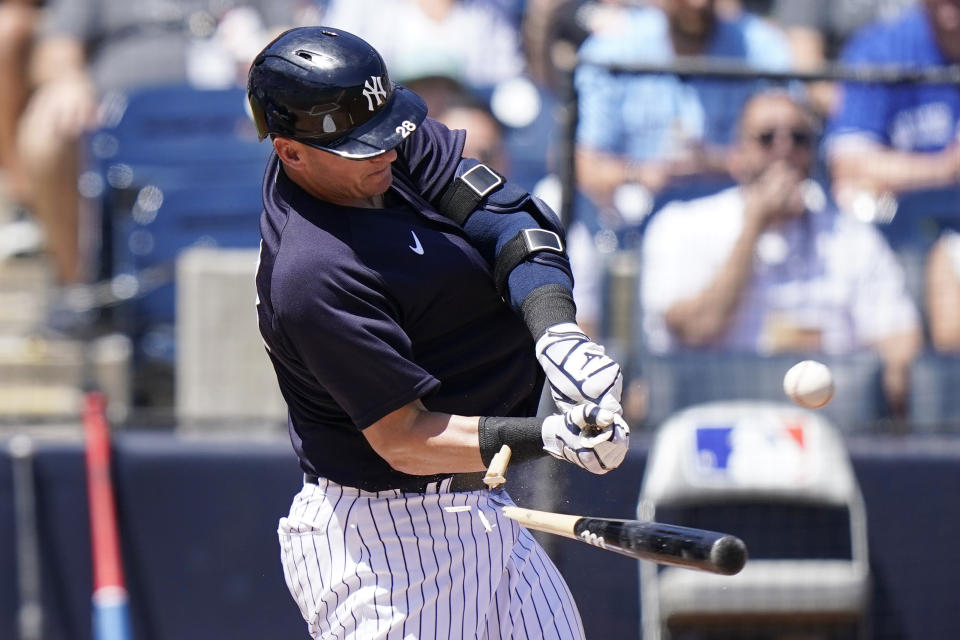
[362,76,388,111]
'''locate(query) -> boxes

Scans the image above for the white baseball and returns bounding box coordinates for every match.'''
[783,360,835,409]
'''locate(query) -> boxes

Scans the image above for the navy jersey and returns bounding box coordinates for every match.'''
[256,118,543,491]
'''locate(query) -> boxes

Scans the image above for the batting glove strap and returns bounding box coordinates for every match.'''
[535,322,624,415]
[478,416,548,467]
[541,403,630,475]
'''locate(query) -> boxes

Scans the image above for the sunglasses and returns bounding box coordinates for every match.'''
[752,128,813,149]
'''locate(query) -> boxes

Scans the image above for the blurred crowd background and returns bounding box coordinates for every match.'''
[0,0,958,436]
[0,3,958,640]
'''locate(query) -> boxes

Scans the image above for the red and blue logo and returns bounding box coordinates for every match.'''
[691,416,814,485]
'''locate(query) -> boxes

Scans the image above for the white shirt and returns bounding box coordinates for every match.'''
[641,186,920,354]
[320,0,525,87]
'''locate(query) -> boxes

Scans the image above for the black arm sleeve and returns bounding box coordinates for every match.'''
[478,415,548,466]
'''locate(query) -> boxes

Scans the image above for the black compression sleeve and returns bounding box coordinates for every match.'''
[478,416,547,466]
[521,284,577,340]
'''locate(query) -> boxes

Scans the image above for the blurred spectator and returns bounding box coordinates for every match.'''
[719,0,915,62]
[433,92,510,174]
[0,0,40,212]
[825,0,960,215]
[925,229,960,351]
[522,0,582,93]
[641,90,922,415]
[490,0,529,30]
[318,0,527,91]
[523,0,639,94]
[772,0,915,67]
[566,0,792,338]
[15,0,303,286]
[401,73,474,118]
[722,0,916,115]
[573,0,793,211]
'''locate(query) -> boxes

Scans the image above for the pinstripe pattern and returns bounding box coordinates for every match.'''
[278,478,585,640]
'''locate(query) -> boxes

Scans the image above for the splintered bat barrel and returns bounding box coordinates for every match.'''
[573,517,747,576]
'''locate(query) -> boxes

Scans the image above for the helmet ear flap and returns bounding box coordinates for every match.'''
[248,92,299,141]
[248,94,271,140]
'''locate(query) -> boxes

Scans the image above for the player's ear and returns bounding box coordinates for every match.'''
[274,137,304,167]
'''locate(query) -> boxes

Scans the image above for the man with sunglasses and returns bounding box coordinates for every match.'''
[640,89,922,415]
[566,0,793,344]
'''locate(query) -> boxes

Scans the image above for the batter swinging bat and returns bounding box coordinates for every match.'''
[502,506,747,576]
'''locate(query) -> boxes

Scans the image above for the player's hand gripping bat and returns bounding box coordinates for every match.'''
[502,506,747,576]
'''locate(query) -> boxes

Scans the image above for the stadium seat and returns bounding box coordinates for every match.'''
[874,185,960,252]
[90,85,268,166]
[80,85,271,406]
[111,180,264,342]
[638,400,871,640]
[85,84,269,273]
[908,352,960,432]
[638,351,886,432]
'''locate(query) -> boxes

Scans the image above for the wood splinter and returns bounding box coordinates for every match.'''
[482,444,512,489]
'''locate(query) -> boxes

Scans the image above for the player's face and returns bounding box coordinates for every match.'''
[283,140,398,207]
[736,96,815,181]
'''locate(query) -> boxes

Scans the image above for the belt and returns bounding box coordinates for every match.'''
[304,472,487,493]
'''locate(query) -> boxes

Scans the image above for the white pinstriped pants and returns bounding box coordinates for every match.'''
[278,477,586,640]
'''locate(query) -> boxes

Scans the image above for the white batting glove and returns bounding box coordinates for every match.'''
[535,322,623,415]
[541,402,630,474]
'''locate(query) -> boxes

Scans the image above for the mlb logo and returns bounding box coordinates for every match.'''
[690,414,817,487]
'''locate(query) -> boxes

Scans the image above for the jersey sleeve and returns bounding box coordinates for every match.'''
[742,15,794,71]
[825,26,895,148]
[274,249,440,430]
[398,117,576,332]
[574,62,626,154]
[396,117,466,202]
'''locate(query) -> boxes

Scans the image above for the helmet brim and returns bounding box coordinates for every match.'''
[302,84,427,159]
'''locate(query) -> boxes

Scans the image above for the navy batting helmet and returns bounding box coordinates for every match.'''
[247,26,427,159]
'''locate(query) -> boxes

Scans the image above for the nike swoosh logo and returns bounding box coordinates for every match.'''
[409,231,424,255]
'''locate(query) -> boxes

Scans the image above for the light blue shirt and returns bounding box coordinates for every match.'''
[575,7,793,160]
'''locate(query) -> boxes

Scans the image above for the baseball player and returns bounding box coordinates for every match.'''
[248,26,629,640]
